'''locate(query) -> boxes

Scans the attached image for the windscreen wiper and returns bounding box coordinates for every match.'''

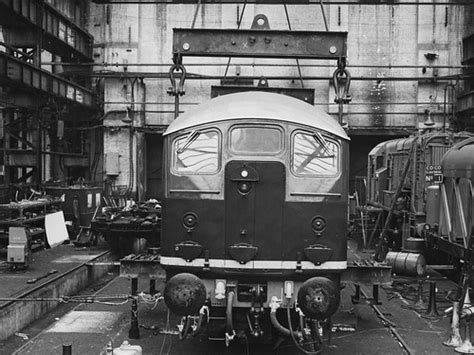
[177,130,201,154]
[312,131,333,157]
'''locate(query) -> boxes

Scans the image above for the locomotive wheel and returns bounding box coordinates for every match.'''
[164,273,206,316]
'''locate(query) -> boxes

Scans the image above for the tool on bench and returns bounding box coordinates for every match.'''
[27,269,58,284]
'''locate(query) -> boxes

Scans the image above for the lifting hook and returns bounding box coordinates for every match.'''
[333,66,352,105]
[168,63,186,97]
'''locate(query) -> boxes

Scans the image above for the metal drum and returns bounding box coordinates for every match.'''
[403,237,425,253]
[385,251,426,276]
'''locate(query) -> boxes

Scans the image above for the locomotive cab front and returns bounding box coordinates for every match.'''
[160,92,349,337]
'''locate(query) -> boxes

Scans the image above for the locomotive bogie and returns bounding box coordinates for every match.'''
[164,272,340,317]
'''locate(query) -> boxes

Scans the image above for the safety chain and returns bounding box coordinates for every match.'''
[167,0,200,118]
[0,292,162,306]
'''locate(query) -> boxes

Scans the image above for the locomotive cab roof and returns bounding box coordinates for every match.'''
[164,91,349,140]
[442,137,474,178]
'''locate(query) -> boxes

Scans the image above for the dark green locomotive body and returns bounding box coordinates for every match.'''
[161,92,349,318]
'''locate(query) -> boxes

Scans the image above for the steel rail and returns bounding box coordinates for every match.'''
[359,286,414,355]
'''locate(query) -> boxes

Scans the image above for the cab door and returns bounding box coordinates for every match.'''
[225,160,285,266]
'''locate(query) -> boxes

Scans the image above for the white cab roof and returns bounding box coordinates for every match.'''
[164,91,349,140]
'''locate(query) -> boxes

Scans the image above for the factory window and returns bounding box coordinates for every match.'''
[172,129,220,174]
[229,125,283,155]
[292,131,339,176]
[59,21,66,41]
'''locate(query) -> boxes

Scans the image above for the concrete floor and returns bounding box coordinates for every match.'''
[3,259,465,355]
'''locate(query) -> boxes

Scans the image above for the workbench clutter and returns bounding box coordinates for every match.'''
[0,197,66,269]
[91,199,161,256]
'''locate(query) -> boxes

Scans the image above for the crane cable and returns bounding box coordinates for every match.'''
[320,0,352,125]
[191,0,202,29]
[320,0,329,31]
[223,1,247,78]
[283,3,304,88]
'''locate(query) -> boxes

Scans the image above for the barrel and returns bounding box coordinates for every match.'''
[403,237,425,253]
[385,251,426,276]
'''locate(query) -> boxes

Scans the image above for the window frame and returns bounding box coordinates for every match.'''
[228,123,285,156]
[170,128,222,176]
[290,129,341,178]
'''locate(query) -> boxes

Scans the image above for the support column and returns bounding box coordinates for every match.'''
[129,277,140,339]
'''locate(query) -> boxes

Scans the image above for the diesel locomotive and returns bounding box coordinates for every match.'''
[160,91,349,346]
[365,130,473,254]
[425,137,474,263]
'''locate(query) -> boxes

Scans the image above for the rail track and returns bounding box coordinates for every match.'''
[0,249,116,341]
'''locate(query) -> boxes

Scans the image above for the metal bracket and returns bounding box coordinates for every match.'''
[342,260,392,285]
[173,28,347,60]
[211,85,315,104]
[351,283,382,305]
[120,253,164,279]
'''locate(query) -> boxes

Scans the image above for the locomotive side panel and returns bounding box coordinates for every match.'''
[436,138,474,246]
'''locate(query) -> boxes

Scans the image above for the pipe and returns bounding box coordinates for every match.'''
[192,305,209,338]
[137,77,147,201]
[178,316,192,340]
[85,72,470,82]
[226,290,235,336]
[287,305,318,354]
[299,306,316,346]
[38,62,474,70]
[443,84,456,133]
[270,311,291,337]
[126,77,138,196]
[269,297,291,337]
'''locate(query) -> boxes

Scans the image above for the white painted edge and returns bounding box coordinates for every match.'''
[160,256,346,270]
